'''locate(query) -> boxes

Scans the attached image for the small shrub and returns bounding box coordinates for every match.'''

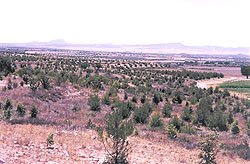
[152,92,163,105]
[166,124,178,139]
[124,92,128,100]
[181,107,192,122]
[198,134,217,164]
[150,114,163,128]
[3,99,13,120]
[86,119,95,129]
[134,102,152,124]
[13,82,18,88]
[7,79,12,90]
[16,104,26,117]
[47,133,54,148]
[29,77,40,92]
[207,109,228,131]
[20,81,24,87]
[113,102,132,119]
[231,121,240,134]
[102,93,111,106]
[131,96,137,103]
[140,94,146,104]
[4,107,12,120]
[162,103,172,118]
[180,124,196,135]
[71,105,80,112]
[40,75,50,89]
[172,95,182,104]
[30,105,38,118]
[98,110,134,164]
[228,111,234,124]
[88,94,101,111]
[169,115,182,130]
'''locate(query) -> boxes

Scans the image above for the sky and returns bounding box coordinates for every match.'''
[0,0,249,47]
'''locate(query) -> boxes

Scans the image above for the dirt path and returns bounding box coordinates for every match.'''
[196,77,250,99]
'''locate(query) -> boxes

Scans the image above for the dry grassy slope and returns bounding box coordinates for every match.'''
[0,75,249,163]
[0,123,248,164]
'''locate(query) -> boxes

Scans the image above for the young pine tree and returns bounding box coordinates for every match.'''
[231,121,240,135]
[88,94,101,111]
[3,99,13,120]
[162,103,172,118]
[30,105,38,118]
[181,106,192,122]
[198,134,218,164]
[16,103,26,117]
[98,110,134,164]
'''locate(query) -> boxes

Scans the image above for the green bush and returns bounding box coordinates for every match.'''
[198,135,217,164]
[150,114,163,128]
[180,124,196,135]
[134,102,152,124]
[46,133,54,147]
[131,96,137,103]
[152,92,163,105]
[102,93,111,106]
[231,121,240,134]
[7,79,12,90]
[195,97,213,126]
[169,115,182,130]
[124,92,128,100]
[3,99,13,120]
[112,101,132,119]
[29,77,40,92]
[162,103,172,118]
[71,105,80,112]
[207,110,228,131]
[0,56,16,76]
[228,111,234,124]
[181,107,192,122]
[140,94,146,104]
[30,105,38,118]
[16,104,26,117]
[172,94,182,104]
[88,94,101,111]
[166,124,178,139]
[40,74,50,89]
[99,110,134,164]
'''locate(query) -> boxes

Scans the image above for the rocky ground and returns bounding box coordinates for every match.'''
[0,123,248,164]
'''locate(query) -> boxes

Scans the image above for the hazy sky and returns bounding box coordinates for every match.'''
[0,0,249,47]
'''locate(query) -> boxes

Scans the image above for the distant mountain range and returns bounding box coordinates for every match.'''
[0,39,249,55]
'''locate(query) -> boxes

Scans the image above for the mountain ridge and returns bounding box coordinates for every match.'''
[0,40,249,55]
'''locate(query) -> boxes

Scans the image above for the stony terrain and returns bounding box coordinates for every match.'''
[0,123,248,164]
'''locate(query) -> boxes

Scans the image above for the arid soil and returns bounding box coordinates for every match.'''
[0,123,247,164]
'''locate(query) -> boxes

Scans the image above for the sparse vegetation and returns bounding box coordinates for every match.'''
[0,50,248,163]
